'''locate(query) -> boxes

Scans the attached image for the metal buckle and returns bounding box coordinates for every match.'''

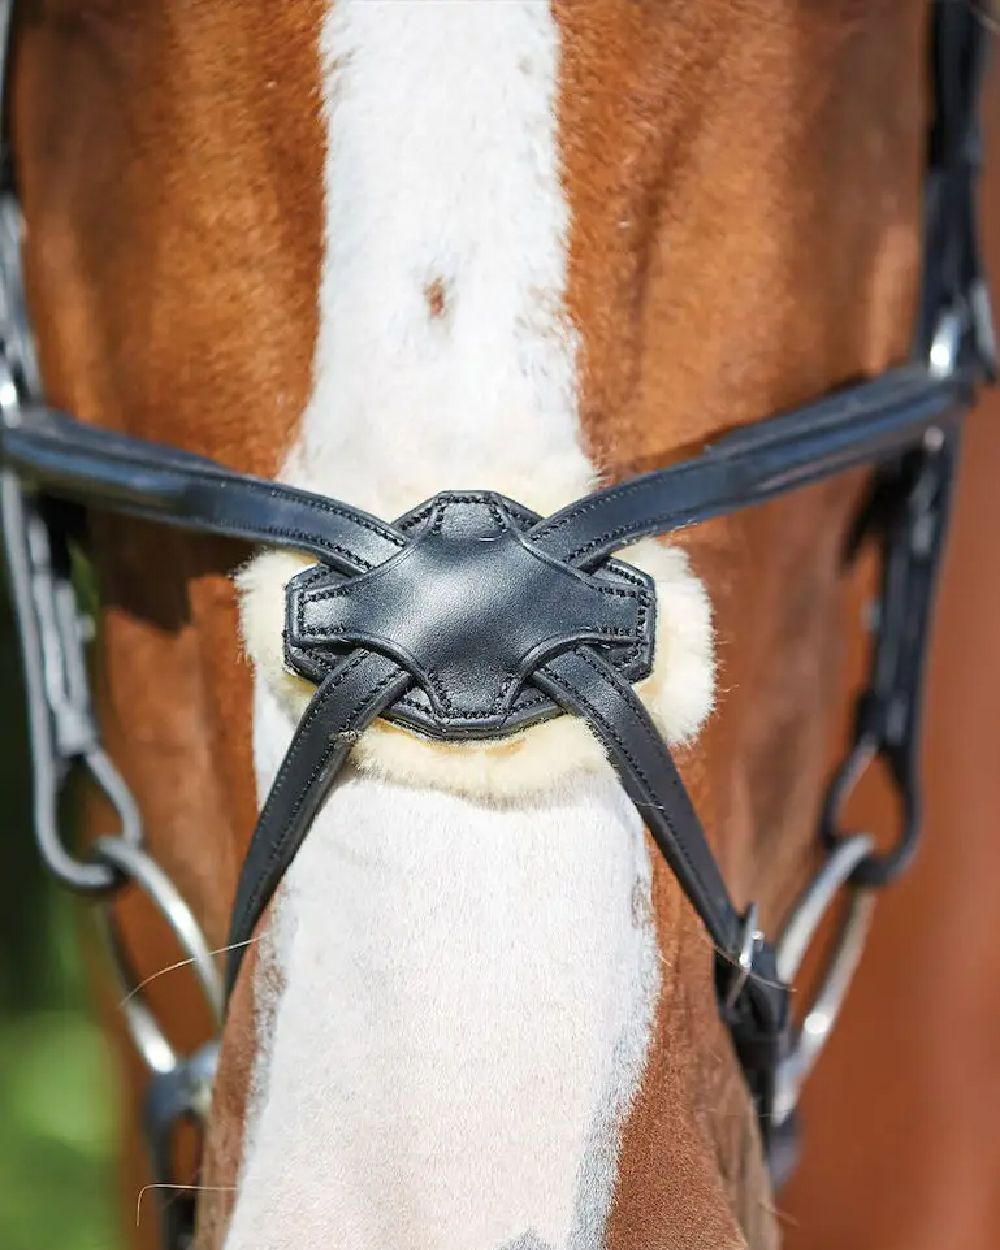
[928,305,965,378]
[928,291,997,383]
[0,191,41,395]
[723,901,763,1012]
[771,833,876,1127]
[0,158,220,1247]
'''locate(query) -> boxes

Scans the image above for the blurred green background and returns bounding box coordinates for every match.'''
[0,601,124,1250]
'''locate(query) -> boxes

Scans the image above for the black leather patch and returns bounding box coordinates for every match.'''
[284,491,655,739]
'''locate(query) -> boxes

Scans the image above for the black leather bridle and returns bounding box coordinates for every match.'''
[0,2,994,1245]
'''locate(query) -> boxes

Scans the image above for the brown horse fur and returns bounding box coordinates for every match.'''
[8,3,999,1248]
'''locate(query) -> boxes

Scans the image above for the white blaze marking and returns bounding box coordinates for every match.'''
[225,3,660,1248]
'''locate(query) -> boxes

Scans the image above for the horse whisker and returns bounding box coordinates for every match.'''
[118,935,263,1008]
[135,1183,237,1227]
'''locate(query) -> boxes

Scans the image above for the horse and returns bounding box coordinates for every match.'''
[3,3,997,1249]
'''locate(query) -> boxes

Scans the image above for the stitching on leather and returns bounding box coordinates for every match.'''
[532,378,929,561]
[284,493,657,734]
[548,651,721,929]
[392,686,550,718]
[46,427,408,561]
[292,618,640,720]
[278,645,554,724]
[539,650,732,945]
[288,621,652,725]
[233,652,373,939]
[296,568,648,612]
[233,655,405,944]
[399,490,531,534]
[197,486,408,569]
[564,523,671,564]
[599,561,652,676]
[573,646,725,930]
[295,619,640,641]
[532,478,664,535]
[425,667,455,713]
[251,650,371,807]
[210,476,406,548]
[252,524,380,570]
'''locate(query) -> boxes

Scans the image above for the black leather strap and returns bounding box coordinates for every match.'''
[529,365,972,570]
[917,0,996,375]
[535,647,792,1169]
[2,365,969,578]
[226,649,411,993]
[535,646,743,957]
[2,404,404,573]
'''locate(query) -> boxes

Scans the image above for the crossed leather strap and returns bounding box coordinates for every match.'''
[0,0,994,1191]
[0,352,980,1175]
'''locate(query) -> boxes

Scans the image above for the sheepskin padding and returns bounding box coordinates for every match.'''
[237,537,713,801]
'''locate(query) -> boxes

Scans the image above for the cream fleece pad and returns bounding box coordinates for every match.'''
[237,539,714,801]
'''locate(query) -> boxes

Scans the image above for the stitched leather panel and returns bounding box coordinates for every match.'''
[284,491,655,739]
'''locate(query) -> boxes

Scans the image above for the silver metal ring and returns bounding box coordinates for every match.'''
[94,837,223,1076]
[772,833,877,1126]
[929,305,963,378]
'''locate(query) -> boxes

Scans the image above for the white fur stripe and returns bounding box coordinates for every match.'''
[226,762,660,1250]
[226,3,683,1247]
[282,0,595,518]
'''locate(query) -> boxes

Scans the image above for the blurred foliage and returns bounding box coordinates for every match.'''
[0,595,124,1250]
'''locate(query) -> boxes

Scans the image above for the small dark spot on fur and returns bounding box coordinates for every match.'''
[631,874,651,928]
[425,277,448,320]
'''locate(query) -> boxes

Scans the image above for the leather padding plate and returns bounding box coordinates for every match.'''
[284,490,655,739]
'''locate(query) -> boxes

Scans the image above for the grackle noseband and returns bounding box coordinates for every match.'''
[0,3,994,1248]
